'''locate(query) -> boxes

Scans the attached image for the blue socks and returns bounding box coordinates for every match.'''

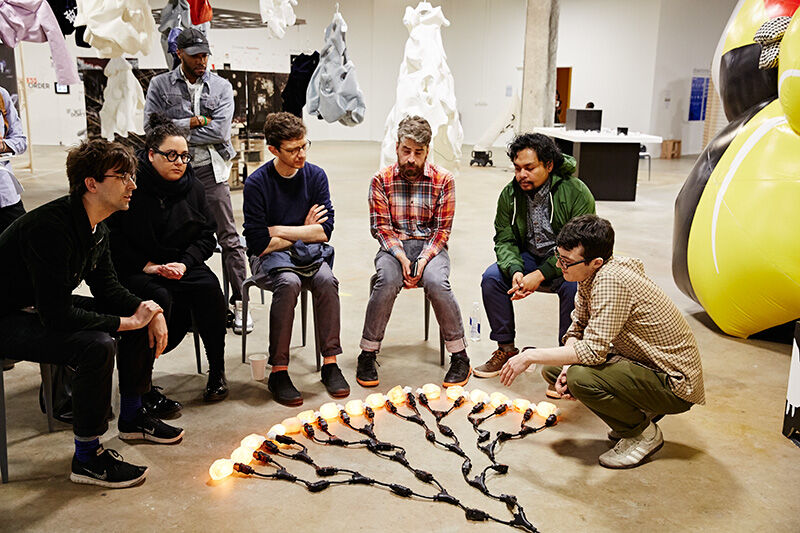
[120,394,142,422]
[74,437,100,463]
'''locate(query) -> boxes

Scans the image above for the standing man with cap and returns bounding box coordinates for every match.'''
[144,28,252,335]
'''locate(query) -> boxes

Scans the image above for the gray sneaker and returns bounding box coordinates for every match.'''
[474,348,518,378]
[599,422,663,468]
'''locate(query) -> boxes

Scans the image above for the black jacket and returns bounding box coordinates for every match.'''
[0,194,141,332]
[107,150,217,280]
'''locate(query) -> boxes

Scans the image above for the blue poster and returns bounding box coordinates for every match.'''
[689,74,710,121]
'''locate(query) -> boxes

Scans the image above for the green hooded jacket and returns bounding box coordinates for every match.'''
[493,155,595,281]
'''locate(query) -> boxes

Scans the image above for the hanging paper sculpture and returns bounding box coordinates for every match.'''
[158,0,210,68]
[673,0,800,338]
[380,1,463,169]
[260,0,298,39]
[0,0,79,85]
[209,385,561,532]
[306,11,366,126]
[98,58,145,141]
[74,0,158,58]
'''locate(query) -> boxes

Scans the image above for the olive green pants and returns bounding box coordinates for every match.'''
[542,360,693,438]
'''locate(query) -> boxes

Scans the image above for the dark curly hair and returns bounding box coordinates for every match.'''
[145,113,188,150]
[556,214,614,262]
[67,139,137,196]
[506,133,564,171]
[264,112,306,148]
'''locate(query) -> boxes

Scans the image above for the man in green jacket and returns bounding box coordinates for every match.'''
[474,133,595,383]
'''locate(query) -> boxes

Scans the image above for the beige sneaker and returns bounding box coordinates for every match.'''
[473,348,519,378]
[599,422,663,469]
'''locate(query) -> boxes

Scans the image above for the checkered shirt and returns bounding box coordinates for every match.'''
[564,256,705,404]
[368,162,455,264]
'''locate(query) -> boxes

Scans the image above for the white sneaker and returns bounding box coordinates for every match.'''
[599,422,663,469]
[233,302,254,335]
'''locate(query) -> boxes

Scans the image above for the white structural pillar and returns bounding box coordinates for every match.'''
[520,0,559,131]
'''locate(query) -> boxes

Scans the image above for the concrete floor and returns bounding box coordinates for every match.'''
[1,142,797,532]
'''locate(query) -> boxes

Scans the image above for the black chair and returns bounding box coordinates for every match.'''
[639,144,651,181]
[0,360,58,483]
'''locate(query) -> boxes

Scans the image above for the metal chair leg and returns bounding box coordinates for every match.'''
[301,289,308,347]
[311,292,321,371]
[242,280,251,364]
[0,362,8,483]
[40,364,56,433]
[424,297,431,341]
[439,332,445,366]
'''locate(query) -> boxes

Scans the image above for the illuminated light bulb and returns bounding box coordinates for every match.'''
[489,392,509,408]
[230,446,255,465]
[512,398,531,413]
[267,424,287,440]
[365,393,385,409]
[345,400,365,416]
[446,386,465,401]
[281,417,302,434]
[319,402,340,420]
[422,383,441,399]
[536,401,558,418]
[209,458,234,481]
[470,389,489,405]
[241,433,266,449]
[387,385,407,405]
[297,410,316,424]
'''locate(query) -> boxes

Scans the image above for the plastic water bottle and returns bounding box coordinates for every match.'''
[469,301,482,342]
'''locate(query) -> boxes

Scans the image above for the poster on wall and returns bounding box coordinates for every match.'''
[246,72,289,135]
[688,68,710,122]
[0,45,19,110]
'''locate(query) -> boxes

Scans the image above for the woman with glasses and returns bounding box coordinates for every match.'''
[108,113,229,407]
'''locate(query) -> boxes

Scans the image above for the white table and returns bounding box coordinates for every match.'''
[533,127,662,201]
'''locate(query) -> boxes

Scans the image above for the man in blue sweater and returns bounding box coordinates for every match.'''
[243,112,349,406]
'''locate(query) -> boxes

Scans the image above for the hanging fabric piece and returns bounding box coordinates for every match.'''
[306,11,365,126]
[282,51,320,118]
[187,0,212,25]
[259,0,297,39]
[158,0,209,67]
[0,0,79,84]
[98,57,145,141]
[74,0,158,58]
[380,1,463,169]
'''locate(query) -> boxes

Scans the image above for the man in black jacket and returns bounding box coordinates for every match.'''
[0,139,183,489]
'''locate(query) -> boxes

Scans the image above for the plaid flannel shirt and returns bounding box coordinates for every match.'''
[368,162,455,264]
[564,256,705,405]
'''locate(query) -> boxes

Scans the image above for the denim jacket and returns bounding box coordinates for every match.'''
[144,66,235,169]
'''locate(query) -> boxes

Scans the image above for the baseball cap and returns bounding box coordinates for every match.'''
[176,28,211,55]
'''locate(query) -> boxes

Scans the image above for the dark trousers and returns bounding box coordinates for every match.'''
[481,251,577,346]
[0,296,152,438]
[119,265,227,371]
[0,199,25,235]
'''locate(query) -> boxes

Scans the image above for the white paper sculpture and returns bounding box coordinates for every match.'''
[99,58,145,141]
[380,1,463,169]
[260,0,298,39]
[75,0,158,57]
[306,11,366,126]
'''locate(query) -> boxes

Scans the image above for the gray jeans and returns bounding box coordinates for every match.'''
[257,260,342,367]
[360,240,467,353]
[195,164,248,303]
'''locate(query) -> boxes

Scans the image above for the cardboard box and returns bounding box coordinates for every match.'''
[661,139,682,159]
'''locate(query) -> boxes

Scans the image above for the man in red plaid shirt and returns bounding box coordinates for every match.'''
[357,115,470,388]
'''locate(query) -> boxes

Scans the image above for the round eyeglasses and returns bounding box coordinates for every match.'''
[153,148,193,164]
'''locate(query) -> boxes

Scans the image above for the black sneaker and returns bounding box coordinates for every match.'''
[118,407,185,444]
[70,446,149,488]
[142,386,182,419]
[204,369,229,402]
[321,363,350,398]
[442,352,472,387]
[267,370,303,407]
[356,351,379,387]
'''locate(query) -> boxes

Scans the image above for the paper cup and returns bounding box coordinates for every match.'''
[249,354,267,381]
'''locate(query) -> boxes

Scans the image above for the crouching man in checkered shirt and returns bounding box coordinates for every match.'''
[499,214,704,468]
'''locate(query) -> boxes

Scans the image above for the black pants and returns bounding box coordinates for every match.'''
[119,265,227,371]
[0,199,25,235]
[0,296,154,438]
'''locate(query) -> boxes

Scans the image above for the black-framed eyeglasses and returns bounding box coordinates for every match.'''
[279,140,311,156]
[152,148,193,164]
[103,173,136,185]
[554,249,590,269]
